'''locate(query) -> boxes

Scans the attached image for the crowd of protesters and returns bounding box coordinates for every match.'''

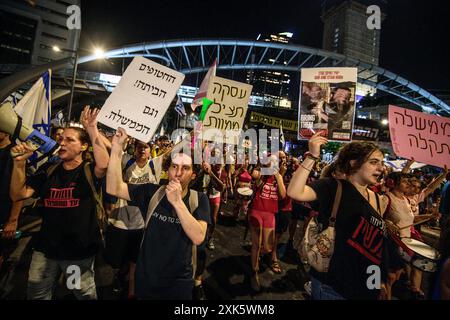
[0,106,449,300]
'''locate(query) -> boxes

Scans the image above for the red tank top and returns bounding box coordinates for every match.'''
[238,170,252,183]
[251,176,279,213]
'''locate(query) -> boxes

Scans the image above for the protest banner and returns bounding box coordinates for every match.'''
[98,56,185,141]
[298,67,357,141]
[201,76,252,144]
[389,105,450,168]
[249,111,298,132]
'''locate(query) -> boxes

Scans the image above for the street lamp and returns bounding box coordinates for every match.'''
[381,119,389,126]
[52,45,105,122]
[53,45,78,123]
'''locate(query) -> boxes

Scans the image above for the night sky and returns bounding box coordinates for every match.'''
[79,0,450,91]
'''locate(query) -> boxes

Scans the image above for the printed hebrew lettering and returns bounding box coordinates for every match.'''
[414,116,427,131]
[147,66,155,75]
[210,100,223,114]
[393,112,405,125]
[428,140,437,157]
[120,117,130,125]
[441,122,450,136]
[151,86,160,95]
[222,85,231,100]
[428,120,438,134]
[139,63,146,71]
[163,73,176,83]
[225,106,245,118]
[135,124,143,132]
[128,121,137,129]
[212,82,222,95]
[404,110,413,127]
[143,125,150,135]
[108,110,118,121]
[230,86,238,97]
[238,89,247,99]
[408,134,418,148]
[159,89,167,98]
[418,133,428,150]
[438,143,450,155]
[143,106,151,114]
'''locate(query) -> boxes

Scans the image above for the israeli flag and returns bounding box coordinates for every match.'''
[14,70,52,137]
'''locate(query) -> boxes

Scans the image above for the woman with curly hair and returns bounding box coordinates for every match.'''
[288,133,390,300]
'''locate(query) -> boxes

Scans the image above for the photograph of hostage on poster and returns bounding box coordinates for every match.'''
[298,67,357,141]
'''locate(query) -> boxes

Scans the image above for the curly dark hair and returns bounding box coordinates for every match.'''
[335,141,381,176]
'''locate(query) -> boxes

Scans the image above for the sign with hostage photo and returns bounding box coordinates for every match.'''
[298,67,357,142]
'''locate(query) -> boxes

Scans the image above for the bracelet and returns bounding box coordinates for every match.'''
[300,164,312,172]
[304,152,320,162]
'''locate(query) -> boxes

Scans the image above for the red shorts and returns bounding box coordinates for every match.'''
[249,209,275,229]
[209,196,221,206]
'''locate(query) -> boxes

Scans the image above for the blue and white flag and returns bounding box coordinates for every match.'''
[280,124,285,149]
[14,70,52,136]
[175,95,187,117]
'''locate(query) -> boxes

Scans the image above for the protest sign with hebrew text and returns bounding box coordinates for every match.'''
[98,56,185,141]
[202,76,252,144]
[388,105,450,168]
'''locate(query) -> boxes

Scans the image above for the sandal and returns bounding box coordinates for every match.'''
[270,260,282,274]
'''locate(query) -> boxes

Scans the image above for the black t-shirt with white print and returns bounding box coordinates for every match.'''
[27,161,103,260]
[128,183,210,298]
[309,178,388,300]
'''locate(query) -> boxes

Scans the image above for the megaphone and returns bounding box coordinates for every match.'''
[0,101,59,157]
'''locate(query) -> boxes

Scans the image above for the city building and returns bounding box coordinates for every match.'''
[246,32,294,109]
[321,0,386,98]
[0,0,81,65]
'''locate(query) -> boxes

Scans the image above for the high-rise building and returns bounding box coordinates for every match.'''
[0,0,81,65]
[321,0,386,97]
[246,32,293,109]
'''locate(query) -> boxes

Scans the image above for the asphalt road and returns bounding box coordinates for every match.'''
[0,202,310,300]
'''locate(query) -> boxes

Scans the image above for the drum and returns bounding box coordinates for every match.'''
[399,238,440,272]
[237,187,253,197]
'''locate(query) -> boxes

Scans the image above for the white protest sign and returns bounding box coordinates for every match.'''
[202,76,252,145]
[98,56,185,142]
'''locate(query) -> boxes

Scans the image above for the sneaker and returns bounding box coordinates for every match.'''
[251,273,261,292]
[193,285,206,300]
[207,238,215,250]
[304,281,312,296]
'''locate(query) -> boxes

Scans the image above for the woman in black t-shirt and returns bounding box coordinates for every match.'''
[10,106,109,300]
[288,133,389,300]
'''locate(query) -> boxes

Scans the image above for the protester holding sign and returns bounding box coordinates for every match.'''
[106,127,210,300]
[288,133,390,299]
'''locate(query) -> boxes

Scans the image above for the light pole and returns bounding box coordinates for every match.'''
[53,46,104,123]
[68,50,78,123]
[53,46,77,122]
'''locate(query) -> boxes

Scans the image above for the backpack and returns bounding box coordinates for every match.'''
[44,161,107,239]
[140,186,200,278]
[300,179,342,273]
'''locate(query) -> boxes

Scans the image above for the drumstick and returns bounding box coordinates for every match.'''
[398,216,435,230]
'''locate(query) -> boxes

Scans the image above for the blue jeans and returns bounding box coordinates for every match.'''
[311,276,345,300]
[27,250,97,300]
